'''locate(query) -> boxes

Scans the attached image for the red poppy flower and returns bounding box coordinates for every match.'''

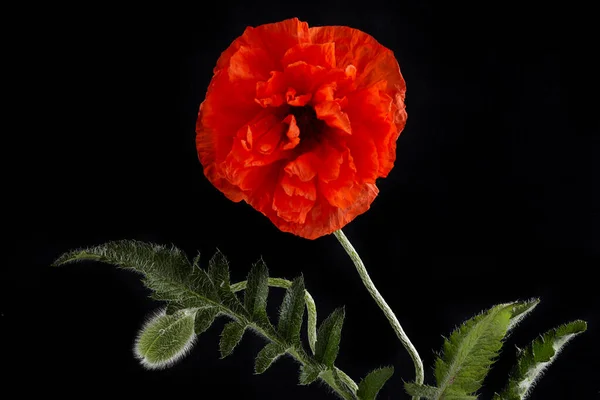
[196,18,407,239]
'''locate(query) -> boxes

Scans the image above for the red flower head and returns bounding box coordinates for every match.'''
[196,18,407,239]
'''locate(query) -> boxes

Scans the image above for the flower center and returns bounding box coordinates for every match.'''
[289,105,325,144]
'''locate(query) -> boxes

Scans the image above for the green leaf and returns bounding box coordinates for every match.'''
[495,320,587,400]
[194,307,219,335]
[186,267,219,302]
[208,250,245,314]
[334,369,358,399]
[357,367,393,400]
[404,383,440,399]
[208,249,230,287]
[54,240,216,308]
[231,276,318,354]
[299,364,321,385]
[315,307,345,367]
[165,302,183,315]
[278,275,306,345]
[254,342,286,374]
[244,259,269,324]
[434,303,513,398]
[507,298,540,333]
[192,252,201,268]
[219,321,246,358]
[134,308,196,369]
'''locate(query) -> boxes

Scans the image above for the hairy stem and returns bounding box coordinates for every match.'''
[334,229,424,399]
[231,277,357,399]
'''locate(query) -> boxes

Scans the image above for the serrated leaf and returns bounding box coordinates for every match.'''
[439,394,476,400]
[495,320,587,400]
[507,298,540,333]
[334,369,358,399]
[232,276,318,354]
[404,383,440,399]
[299,364,321,385]
[219,321,246,358]
[53,240,216,308]
[434,305,511,394]
[208,249,230,287]
[187,267,219,301]
[134,308,196,369]
[194,307,219,335]
[315,307,345,367]
[192,252,201,268]
[433,303,514,399]
[244,259,269,324]
[278,275,306,345]
[207,250,246,314]
[165,302,183,315]
[254,342,286,374]
[357,367,394,400]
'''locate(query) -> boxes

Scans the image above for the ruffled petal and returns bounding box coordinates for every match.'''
[314,100,352,135]
[197,18,406,239]
[282,43,336,69]
[284,151,318,181]
[255,71,287,107]
[282,114,301,150]
[272,173,317,223]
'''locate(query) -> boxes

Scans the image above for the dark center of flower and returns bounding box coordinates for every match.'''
[289,105,325,144]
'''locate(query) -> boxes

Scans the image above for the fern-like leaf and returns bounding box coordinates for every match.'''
[254,342,286,374]
[54,240,215,309]
[219,321,246,358]
[194,307,219,335]
[54,242,360,400]
[433,303,513,398]
[315,307,345,367]
[208,250,246,315]
[506,298,539,333]
[357,367,394,400]
[244,259,269,324]
[278,275,306,345]
[494,320,587,400]
[403,383,439,399]
[299,364,321,385]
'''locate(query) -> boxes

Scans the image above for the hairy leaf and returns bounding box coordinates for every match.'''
[299,364,321,385]
[134,308,196,369]
[333,369,358,399]
[404,383,440,399]
[507,298,539,333]
[54,240,216,308]
[231,276,318,354]
[244,259,269,324]
[194,307,219,335]
[192,253,201,268]
[219,321,246,358]
[315,307,345,367]
[357,367,394,400]
[278,276,306,345]
[208,250,245,314]
[208,249,229,282]
[254,342,286,374]
[494,320,587,400]
[434,303,514,398]
[55,242,360,399]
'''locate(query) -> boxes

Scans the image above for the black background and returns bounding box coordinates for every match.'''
[7,1,598,399]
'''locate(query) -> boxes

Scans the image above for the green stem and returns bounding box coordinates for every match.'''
[334,229,424,399]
